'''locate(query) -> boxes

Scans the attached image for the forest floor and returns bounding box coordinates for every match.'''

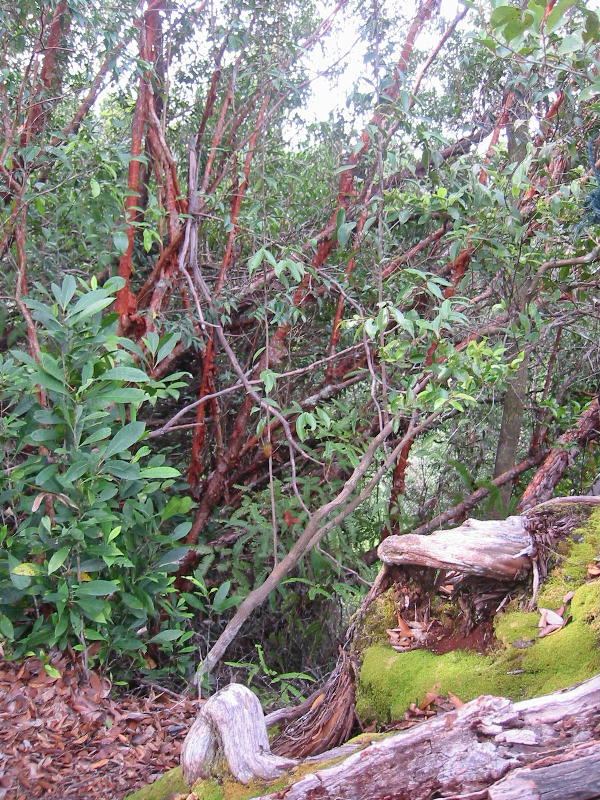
[0,654,198,800]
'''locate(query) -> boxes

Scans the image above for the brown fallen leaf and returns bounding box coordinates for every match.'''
[447,691,464,708]
[90,758,110,769]
[538,607,564,627]
[395,614,413,635]
[310,692,325,711]
[587,562,600,578]
[538,624,563,638]
[419,691,440,710]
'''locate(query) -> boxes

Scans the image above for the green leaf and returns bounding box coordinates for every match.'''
[557,32,582,55]
[545,0,577,32]
[61,460,89,484]
[260,369,278,394]
[30,428,60,443]
[248,248,265,275]
[81,426,112,446]
[0,615,14,640]
[90,179,101,198]
[103,421,146,459]
[102,460,141,480]
[100,366,151,383]
[491,5,519,28]
[113,230,129,253]
[154,547,189,571]
[11,562,45,576]
[139,466,180,478]
[67,289,114,320]
[161,496,194,522]
[172,520,193,539]
[77,579,119,596]
[40,353,64,382]
[44,664,62,678]
[143,227,153,252]
[48,547,70,574]
[88,388,147,405]
[59,275,77,309]
[155,333,181,365]
[211,580,231,611]
[76,595,108,622]
[143,331,160,356]
[336,221,356,247]
[31,369,69,395]
[148,629,184,643]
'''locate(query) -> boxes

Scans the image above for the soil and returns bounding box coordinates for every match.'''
[0,654,199,800]
[426,619,497,655]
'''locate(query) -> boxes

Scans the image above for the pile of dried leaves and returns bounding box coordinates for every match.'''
[0,654,200,800]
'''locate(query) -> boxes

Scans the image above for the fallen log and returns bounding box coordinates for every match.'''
[178,676,599,800]
[377,514,532,580]
[377,496,600,582]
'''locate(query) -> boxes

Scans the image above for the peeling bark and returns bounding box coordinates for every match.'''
[519,398,600,511]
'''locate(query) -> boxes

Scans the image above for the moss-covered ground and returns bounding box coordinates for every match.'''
[123,507,599,800]
[356,508,599,722]
[122,745,375,800]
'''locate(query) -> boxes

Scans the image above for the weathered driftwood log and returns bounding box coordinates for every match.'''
[378,515,532,580]
[181,684,296,785]
[246,676,600,800]
[483,740,600,800]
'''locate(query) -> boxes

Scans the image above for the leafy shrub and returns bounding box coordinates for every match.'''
[0,276,197,673]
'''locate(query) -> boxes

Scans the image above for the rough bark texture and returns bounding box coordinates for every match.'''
[377,515,532,580]
[519,398,599,511]
[485,741,600,800]
[181,684,296,785]
[248,676,599,800]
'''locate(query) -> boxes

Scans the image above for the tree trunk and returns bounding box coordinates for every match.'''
[491,353,530,517]
[519,398,600,510]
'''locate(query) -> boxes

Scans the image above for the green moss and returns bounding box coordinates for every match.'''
[494,611,539,646]
[351,588,397,653]
[536,508,600,608]
[356,508,600,724]
[126,509,599,796]
[185,741,380,800]
[122,767,187,800]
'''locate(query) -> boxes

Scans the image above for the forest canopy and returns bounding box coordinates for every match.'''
[0,0,598,696]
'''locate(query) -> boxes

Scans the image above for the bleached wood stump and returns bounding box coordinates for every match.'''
[181,683,297,785]
[378,515,532,580]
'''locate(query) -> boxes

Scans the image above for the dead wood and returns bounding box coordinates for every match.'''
[377,514,532,580]
[181,683,296,785]
[484,741,600,800]
[270,650,357,758]
[244,676,600,800]
[518,398,599,511]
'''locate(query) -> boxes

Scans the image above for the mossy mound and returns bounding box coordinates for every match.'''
[350,588,397,653]
[125,507,599,799]
[122,746,373,800]
[122,767,188,800]
[356,508,599,723]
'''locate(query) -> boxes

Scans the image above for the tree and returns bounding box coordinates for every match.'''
[1,0,598,689]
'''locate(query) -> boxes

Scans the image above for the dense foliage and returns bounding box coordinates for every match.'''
[0,0,598,698]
